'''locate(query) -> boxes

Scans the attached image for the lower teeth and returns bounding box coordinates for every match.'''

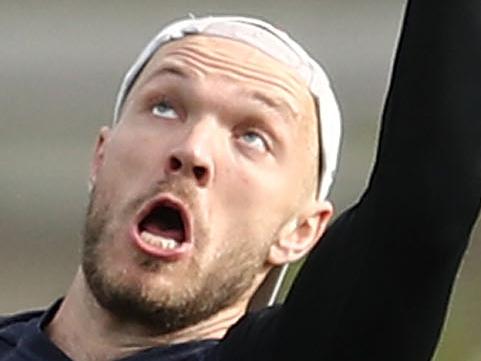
[140,231,180,250]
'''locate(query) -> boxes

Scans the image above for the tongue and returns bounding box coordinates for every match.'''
[143,222,184,242]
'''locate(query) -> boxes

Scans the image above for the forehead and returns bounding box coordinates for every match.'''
[135,35,315,119]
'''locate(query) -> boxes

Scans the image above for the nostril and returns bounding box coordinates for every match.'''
[193,166,207,181]
[170,156,182,171]
[167,155,210,185]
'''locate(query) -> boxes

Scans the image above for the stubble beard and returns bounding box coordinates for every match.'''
[81,181,269,336]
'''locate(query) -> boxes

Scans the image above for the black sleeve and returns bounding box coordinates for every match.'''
[272,0,481,360]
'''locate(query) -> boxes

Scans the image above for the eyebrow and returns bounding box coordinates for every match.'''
[142,63,299,122]
[141,64,189,86]
[249,90,298,123]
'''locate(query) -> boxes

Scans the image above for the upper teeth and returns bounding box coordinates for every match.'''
[140,231,180,250]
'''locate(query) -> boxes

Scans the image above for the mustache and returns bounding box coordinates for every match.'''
[129,177,200,215]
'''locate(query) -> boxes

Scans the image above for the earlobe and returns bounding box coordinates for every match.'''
[267,201,333,266]
[90,126,111,187]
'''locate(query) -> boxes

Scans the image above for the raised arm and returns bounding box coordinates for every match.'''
[274,0,481,359]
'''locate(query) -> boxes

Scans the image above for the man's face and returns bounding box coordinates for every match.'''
[82,35,319,333]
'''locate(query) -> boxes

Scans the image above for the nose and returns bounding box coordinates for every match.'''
[165,120,216,187]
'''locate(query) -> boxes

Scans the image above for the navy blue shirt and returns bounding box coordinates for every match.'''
[2,0,481,360]
[0,301,217,360]
[0,301,281,361]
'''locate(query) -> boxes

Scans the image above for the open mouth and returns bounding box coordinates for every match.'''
[134,198,191,255]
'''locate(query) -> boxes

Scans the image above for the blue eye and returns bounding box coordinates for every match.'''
[152,100,178,119]
[241,131,268,152]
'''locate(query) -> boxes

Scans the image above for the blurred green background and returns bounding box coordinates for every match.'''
[1,1,479,360]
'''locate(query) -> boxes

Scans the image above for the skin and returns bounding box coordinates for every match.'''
[46,35,333,361]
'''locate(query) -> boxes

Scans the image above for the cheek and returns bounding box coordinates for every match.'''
[99,126,168,196]
[210,149,306,250]
[222,165,290,208]
[214,163,293,236]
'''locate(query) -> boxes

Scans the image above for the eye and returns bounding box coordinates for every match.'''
[152,99,178,120]
[240,130,269,152]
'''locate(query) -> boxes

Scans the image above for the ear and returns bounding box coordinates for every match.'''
[267,200,333,266]
[89,126,111,188]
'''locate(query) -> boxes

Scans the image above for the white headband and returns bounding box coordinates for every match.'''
[113,15,342,200]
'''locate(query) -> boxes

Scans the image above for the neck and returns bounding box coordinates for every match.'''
[45,269,257,361]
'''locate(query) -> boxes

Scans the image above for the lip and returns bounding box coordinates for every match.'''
[130,194,193,260]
